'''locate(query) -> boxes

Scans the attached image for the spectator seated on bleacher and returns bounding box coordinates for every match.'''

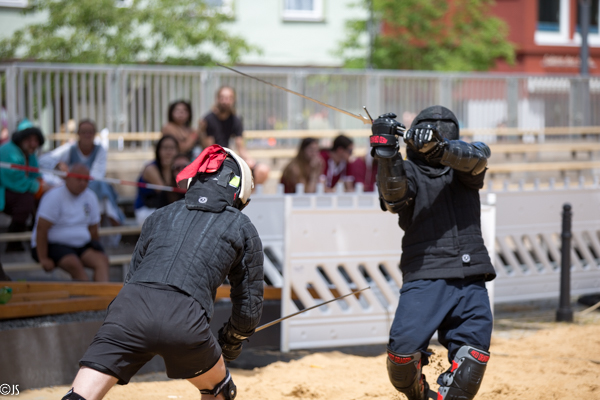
[280,137,323,193]
[39,119,124,227]
[319,134,364,192]
[31,164,109,282]
[166,153,191,203]
[346,151,377,192]
[0,119,49,252]
[134,135,180,225]
[161,100,199,158]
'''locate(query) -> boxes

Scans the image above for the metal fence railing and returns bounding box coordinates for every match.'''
[1,63,599,138]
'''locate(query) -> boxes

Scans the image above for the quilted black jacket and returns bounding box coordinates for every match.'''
[396,157,496,283]
[125,178,264,335]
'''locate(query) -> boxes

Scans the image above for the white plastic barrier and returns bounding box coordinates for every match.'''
[245,183,600,351]
[275,192,495,351]
[490,187,600,302]
[242,188,285,287]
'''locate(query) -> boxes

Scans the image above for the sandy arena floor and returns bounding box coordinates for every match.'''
[19,311,600,400]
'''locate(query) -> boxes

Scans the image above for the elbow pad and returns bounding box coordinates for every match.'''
[376,152,409,214]
[440,141,490,175]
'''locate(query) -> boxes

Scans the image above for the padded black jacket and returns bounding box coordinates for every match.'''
[396,157,496,283]
[125,180,264,335]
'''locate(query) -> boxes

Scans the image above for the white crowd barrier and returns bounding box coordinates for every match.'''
[491,186,600,302]
[245,182,600,351]
[245,186,496,351]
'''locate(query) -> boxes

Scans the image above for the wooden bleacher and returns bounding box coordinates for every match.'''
[0,225,142,243]
[0,225,142,276]
[45,127,600,186]
[0,282,284,320]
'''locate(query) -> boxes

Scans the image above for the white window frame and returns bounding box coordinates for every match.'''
[0,0,28,7]
[535,0,570,45]
[282,0,324,22]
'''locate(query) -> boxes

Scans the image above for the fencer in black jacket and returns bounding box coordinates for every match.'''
[64,145,263,400]
[370,106,494,400]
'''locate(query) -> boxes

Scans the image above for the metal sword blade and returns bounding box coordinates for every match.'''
[255,286,371,332]
[217,63,373,125]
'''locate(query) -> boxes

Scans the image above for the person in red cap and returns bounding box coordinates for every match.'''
[62,145,264,400]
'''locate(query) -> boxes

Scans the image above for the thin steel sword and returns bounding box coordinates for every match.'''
[255,286,371,332]
[217,63,374,125]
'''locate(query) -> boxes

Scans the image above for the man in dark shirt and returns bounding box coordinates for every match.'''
[199,86,270,185]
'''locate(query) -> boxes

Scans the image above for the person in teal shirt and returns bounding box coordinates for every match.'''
[0,119,46,252]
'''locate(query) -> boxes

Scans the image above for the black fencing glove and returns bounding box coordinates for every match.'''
[404,124,441,154]
[218,321,251,362]
[370,113,405,159]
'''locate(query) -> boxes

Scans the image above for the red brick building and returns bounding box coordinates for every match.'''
[491,0,600,74]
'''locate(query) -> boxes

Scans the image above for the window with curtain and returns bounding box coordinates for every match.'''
[282,0,323,21]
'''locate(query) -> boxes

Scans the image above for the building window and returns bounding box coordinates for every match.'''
[538,0,561,31]
[0,0,28,7]
[577,0,599,34]
[535,0,570,45]
[282,0,324,22]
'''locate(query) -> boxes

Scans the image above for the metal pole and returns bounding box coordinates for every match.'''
[578,0,591,126]
[556,203,573,322]
[367,0,375,70]
[579,0,590,76]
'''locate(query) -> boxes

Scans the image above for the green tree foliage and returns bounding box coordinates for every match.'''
[0,0,257,65]
[339,0,515,71]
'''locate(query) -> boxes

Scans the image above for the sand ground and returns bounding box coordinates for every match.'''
[19,310,600,400]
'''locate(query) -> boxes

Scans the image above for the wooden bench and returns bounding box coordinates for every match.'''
[104,141,600,172]
[2,254,133,276]
[0,225,142,243]
[0,282,284,320]
[46,127,600,187]
[47,126,600,142]
[488,160,600,174]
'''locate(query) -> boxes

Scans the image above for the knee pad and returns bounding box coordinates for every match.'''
[437,345,490,400]
[386,349,428,400]
[62,388,87,400]
[200,369,237,400]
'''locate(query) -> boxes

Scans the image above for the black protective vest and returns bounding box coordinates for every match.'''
[396,159,496,282]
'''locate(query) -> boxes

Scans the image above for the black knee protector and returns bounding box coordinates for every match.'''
[386,349,428,400]
[200,369,237,400]
[61,388,87,400]
[437,345,490,400]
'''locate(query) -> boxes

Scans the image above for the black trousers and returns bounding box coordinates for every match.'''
[388,278,493,365]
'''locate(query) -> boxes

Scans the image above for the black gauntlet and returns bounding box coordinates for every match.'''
[370,113,405,159]
[218,321,252,362]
